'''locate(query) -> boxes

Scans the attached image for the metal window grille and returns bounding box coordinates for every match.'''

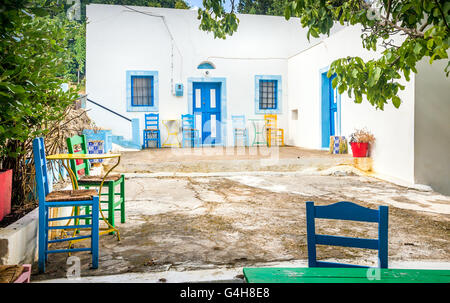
[132,76,153,106]
[259,80,277,110]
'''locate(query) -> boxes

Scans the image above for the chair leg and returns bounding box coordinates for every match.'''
[91,196,99,269]
[120,176,125,223]
[82,186,91,225]
[108,182,115,234]
[158,131,161,148]
[38,205,47,273]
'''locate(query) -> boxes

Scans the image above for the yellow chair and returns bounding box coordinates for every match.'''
[264,114,284,147]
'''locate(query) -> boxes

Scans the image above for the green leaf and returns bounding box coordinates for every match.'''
[284,7,291,20]
[368,67,382,87]
[413,43,423,55]
[392,96,401,108]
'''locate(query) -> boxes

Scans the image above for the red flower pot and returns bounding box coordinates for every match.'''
[351,142,369,157]
[0,169,13,222]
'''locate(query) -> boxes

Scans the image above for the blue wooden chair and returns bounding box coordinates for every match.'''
[181,114,200,148]
[232,115,248,147]
[306,201,388,268]
[143,113,161,148]
[33,137,100,273]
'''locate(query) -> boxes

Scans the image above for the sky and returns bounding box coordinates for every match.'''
[185,0,233,11]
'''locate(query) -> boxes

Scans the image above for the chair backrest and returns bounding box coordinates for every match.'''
[32,138,51,203]
[181,114,195,130]
[232,115,246,130]
[264,114,278,128]
[67,134,90,180]
[306,201,388,268]
[145,113,159,130]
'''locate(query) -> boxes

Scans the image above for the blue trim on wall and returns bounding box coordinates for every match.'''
[126,70,159,112]
[187,77,227,146]
[254,75,282,114]
[197,62,216,69]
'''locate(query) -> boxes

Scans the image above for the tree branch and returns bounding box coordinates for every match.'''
[434,0,450,31]
[385,0,392,23]
[360,0,425,38]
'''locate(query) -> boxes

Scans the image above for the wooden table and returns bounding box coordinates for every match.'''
[243,267,450,283]
[46,153,122,242]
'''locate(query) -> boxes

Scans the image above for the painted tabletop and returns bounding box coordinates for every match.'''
[47,153,121,160]
[243,267,450,283]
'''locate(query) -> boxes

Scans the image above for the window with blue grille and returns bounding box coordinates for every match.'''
[126,71,159,112]
[259,80,277,110]
[255,75,282,114]
[131,76,154,107]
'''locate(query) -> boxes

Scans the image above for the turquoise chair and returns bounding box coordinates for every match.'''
[181,114,200,147]
[232,115,248,147]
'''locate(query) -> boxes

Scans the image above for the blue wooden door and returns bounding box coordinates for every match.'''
[321,72,339,148]
[193,82,221,145]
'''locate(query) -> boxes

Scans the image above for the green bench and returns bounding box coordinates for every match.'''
[243,267,450,283]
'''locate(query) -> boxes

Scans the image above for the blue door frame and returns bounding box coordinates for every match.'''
[193,82,222,145]
[321,70,341,148]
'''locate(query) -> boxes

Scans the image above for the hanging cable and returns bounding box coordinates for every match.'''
[121,5,183,95]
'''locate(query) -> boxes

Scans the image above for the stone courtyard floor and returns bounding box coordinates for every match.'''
[33,147,450,282]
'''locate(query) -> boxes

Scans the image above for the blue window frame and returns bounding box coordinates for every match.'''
[255,75,282,114]
[131,76,154,107]
[126,70,159,112]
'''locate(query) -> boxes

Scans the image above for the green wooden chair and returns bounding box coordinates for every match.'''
[67,135,125,230]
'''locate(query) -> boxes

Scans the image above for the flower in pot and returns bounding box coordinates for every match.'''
[349,128,375,157]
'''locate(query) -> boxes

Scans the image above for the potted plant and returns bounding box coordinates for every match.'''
[0,169,13,222]
[349,128,375,157]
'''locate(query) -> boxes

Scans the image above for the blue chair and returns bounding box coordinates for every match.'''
[143,113,161,148]
[33,137,100,273]
[181,114,200,148]
[306,201,388,268]
[232,115,248,147]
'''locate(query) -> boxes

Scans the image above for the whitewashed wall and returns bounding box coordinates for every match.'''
[86,4,333,146]
[288,26,416,184]
[414,57,450,194]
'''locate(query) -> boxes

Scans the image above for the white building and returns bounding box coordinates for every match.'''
[86,4,450,194]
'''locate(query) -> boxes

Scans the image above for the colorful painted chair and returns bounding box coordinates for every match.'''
[306,201,388,268]
[67,135,125,230]
[33,137,99,273]
[264,114,284,147]
[181,114,200,148]
[143,113,161,149]
[232,115,248,147]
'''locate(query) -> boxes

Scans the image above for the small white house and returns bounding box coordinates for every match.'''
[85,4,450,194]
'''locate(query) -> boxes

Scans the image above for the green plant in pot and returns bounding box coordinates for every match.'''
[349,129,375,158]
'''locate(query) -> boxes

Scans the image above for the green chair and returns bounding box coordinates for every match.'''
[67,135,125,229]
